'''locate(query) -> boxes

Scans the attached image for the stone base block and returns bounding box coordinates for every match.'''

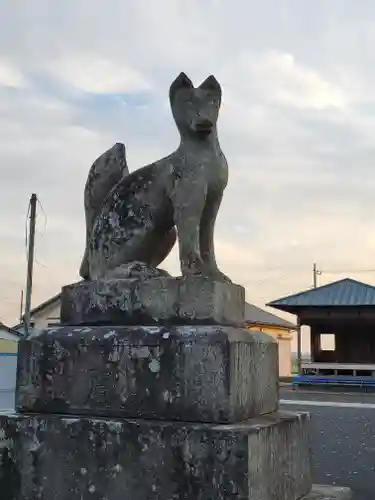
[16,325,278,422]
[0,410,312,500]
[60,277,245,326]
[303,485,352,500]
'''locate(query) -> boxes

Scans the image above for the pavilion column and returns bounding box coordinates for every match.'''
[297,316,302,376]
[310,325,320,362]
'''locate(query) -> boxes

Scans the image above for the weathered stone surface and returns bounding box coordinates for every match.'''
[80,142,129,280]
[81,73,231,283]
[60,277,245,327]
[302,485,352,500]
[0,410,312,500]
[16,325,278,422]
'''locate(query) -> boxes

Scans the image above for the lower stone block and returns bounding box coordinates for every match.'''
[0,410,312,500]
[302,485,352,500]
[16,325,278,423]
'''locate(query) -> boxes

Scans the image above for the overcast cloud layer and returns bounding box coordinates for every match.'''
[2,1,375,349]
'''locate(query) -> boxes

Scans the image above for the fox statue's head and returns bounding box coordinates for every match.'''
[169,72,222,140]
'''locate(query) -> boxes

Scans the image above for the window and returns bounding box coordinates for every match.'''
[320,333,335,351]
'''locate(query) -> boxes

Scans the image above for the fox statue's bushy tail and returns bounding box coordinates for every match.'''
[79,143,129,279]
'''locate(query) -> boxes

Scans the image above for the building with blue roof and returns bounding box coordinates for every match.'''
[268,278,375,387]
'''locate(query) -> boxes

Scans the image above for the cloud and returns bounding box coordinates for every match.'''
[250,51,349,110]
[49,57,151,94]
[1,0,375,331]
[0,59,27,88]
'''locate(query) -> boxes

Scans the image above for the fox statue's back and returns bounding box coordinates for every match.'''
[80,143,129,279]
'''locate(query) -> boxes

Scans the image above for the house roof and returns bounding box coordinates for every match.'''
[12,292,62,329]
[11,324,38,336]
[0,322,24,338]
[244,302,296,330]
[29,293,61,316]
[267,278,375,314]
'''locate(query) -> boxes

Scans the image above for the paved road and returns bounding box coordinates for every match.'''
[280,387,375,500]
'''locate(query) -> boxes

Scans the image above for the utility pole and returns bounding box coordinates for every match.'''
[24,193,37,335]
[19,290,24,323]
[313,262,321,288]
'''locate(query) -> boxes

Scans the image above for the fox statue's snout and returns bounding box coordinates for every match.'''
[192,117,214,136]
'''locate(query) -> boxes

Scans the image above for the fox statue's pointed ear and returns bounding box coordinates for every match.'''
[169,72,194,102]
[199,75,221,95]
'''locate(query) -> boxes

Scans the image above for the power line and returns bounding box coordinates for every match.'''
[312,261,375,288]
[36,196,47,236]
[260,264,375,277]
[244,264,375,275]
[34,195,48,270]
[34,259,48,270]
[35,195,48,269]
[322,268,375,274]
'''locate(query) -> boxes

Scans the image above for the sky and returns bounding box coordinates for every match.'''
[2,1,375,351]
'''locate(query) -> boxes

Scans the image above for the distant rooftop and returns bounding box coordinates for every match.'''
[245,302,296,330]
[11,324,38,336]
[267,278,375,314]
[27,293,61,316]
[0,322,24,338]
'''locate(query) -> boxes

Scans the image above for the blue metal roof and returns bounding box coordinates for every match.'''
[267,278,375,312]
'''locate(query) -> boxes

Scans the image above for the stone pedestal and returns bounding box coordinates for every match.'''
[60,277,245,326]
[16,325,278,422]
[0,277,352,499]
[303,486,352,500]
[0,411,311,500]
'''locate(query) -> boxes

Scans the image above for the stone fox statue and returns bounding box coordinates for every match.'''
[80,72,230,282]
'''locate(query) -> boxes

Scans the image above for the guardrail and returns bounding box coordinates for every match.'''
[293,375,375,388]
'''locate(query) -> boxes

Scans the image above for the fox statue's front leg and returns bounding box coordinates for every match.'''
[171,169,229,282]
[171,180,206,277]
[199,189,231,283]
